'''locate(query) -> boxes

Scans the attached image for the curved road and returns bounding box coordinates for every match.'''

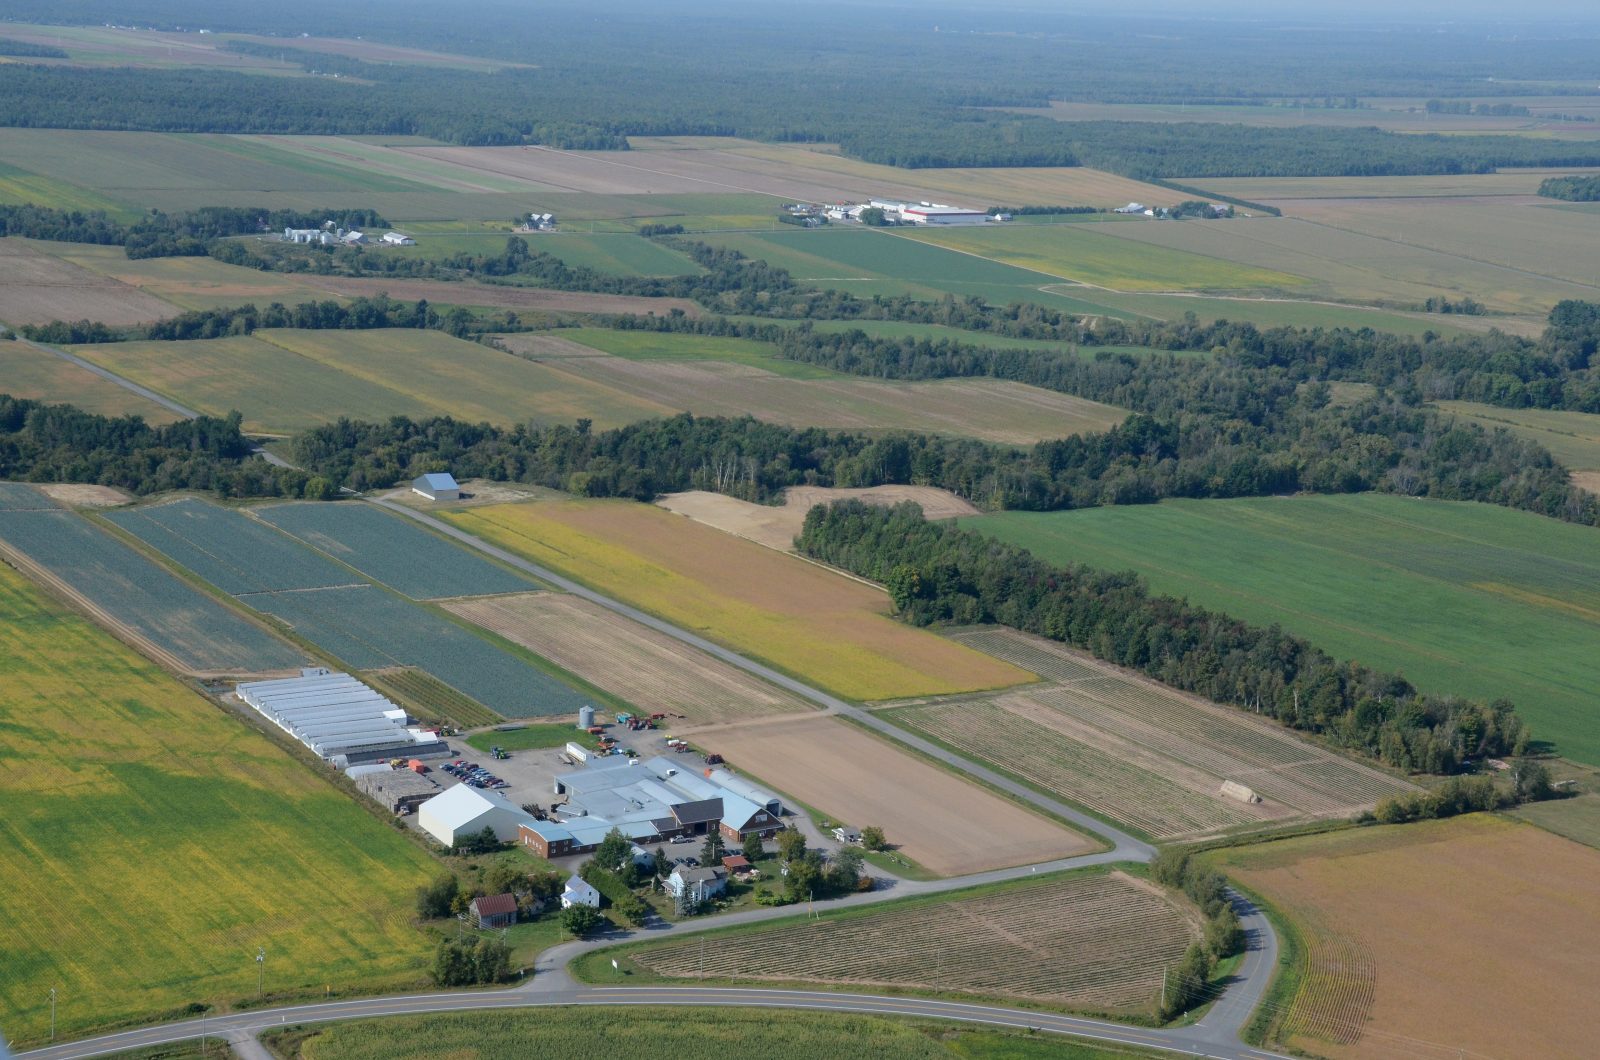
[7,459,1284,1057]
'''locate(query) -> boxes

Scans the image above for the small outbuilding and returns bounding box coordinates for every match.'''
[355,768,439,815]
[411,472,460,502]
[721,854,753,876]
[832,826,862,844]
[561,874,601,909]
[469,892,519,929]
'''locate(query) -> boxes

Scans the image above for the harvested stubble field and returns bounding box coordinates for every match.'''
[887,629,1411,841]
[72,328,672,435]
[445,499,1032,701]
[444,592,812,726]
[265,1006,1142,1060]
[1208,815,1600,1059]
[40,240,335,312]
[656,486,979,552]
[256,502,537,600]
[621,871,1190,1012]
[971,495,1600,766]
[0,339,181,422]
[556,327,839,379]
[549,354,1126,445]
[0,501,305,674]
[699,715,1091,875]
[0,238,175,326]
[892,223,1306,292]
[0,562,434,1046]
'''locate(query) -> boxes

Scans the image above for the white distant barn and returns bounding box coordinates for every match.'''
[381,231,416,245]
[412,472,460,501]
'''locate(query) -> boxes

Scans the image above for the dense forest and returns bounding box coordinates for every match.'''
[1539,174,1600,201]
[797,500,1526,775]
[0,397,312,497]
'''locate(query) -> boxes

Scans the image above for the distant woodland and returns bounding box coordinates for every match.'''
[1539,175,1600,201]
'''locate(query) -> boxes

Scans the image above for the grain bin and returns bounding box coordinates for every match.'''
[577,705,595,729]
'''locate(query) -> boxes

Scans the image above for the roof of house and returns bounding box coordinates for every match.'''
[563,873,597,894]
[673,865,727,884]
[671,798,724,826]
[721,855,752,871]
[416,472,459,490]
[471,893,518,917]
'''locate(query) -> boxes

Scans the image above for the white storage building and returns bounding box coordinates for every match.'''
[418,784,538,847]
[411,472,460,501]
[235,670,436,760]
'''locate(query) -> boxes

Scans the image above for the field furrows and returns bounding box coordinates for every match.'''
[907,700,1258,837]
[360,668,502,730]
[949,628,1106,683]
[632,873,1196,1011]
[443,593,810,725]
[1283,915,1378,1047]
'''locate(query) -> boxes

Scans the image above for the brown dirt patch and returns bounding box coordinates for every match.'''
[0,240,174,326]
[657,486,979,552]
[1213,814,1600,1059]
[444,592,811,725]
[304,276,701,318]
[490,333,611,358]
[698,714,1095,876]
[1572,470,1600,495]
[34,484,132,508]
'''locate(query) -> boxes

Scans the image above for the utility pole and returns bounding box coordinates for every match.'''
[256,947,266,998]
[49,987,56,1041]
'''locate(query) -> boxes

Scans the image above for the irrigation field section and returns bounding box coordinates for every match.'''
[1,479,1294,1060]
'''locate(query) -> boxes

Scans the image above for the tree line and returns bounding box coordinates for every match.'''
[797,499,1527,776]
[1539,175,1600,201]
[0,203,387,259]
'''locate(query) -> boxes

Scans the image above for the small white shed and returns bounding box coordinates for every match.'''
[412,472,460,501]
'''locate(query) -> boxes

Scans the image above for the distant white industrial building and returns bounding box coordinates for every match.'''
[1114,202,1148,215]
[418,784,538,847]
[412,472,460,501]
[864,199,988,225]
[284,227,333,245]
[381,231,416,245]
[235,670,444,762]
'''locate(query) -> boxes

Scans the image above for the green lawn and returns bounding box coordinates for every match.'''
[464,723,577,753]
[1509,794,1600,851]
[968,494,1600,765]
[261,1008,1151,1059]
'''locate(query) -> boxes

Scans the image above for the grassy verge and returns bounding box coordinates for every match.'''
[463,723,578,753]
[260,1008,1167,1059]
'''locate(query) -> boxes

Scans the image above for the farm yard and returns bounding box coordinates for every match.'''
[884,629,1412,841]
[260,1007,1145,1060]
[0,561,435,1046]
[0,498,306,674]
[69,329,674,435]
[657,485,979,552]
[969,495,1600,766]
[255,502,538,600]
[603,871,1192,1013]
[696,714,1093,875]
[443,592,813,725]
[1208,815,1600,1059]
[444,498,1034,702]
[0,340,180,422]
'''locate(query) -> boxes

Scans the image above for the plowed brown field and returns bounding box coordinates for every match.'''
[1210,815,1600,1060]
[699,715,1094,875]
[0,240,174,326]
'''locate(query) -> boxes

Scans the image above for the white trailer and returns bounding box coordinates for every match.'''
[565,741,590,763]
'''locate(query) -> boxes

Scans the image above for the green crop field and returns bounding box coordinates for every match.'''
[0,160,132,213]
[1068,289,1495,337]
[0,340,182,422]
[70,328,670,434]
[256,502,538,600]
[263,1008,1148,1060]
[0,501,306,673]
[892,223,1307,292]
[0,560,435,1046]
[559,327,840,378]
[1509,794,1600,850]
[1436,402,1600,473]
[969,494,1600,765]
[359,668,501,730]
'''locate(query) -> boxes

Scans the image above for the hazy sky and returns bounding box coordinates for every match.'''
[931,0,1600,23]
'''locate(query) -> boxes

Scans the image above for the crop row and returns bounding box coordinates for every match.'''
[634,873,1196,1011]
[902,700,1257,838]
[257,503,536,601]
[108,498,359,595]
[247,586,587,718]
[360,667,502,730]
[0,508,306,673]
[1282,921,1377,1047]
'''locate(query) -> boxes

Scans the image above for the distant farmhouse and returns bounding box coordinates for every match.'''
[412,472,460,501]
[519,755,784,859]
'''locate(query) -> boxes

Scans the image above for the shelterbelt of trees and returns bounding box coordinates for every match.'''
[797,499,1525,776]
[0,204,386,259]
[1539,174,1600,201]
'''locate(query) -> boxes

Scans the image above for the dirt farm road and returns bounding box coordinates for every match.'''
[9,488,1285,1060]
